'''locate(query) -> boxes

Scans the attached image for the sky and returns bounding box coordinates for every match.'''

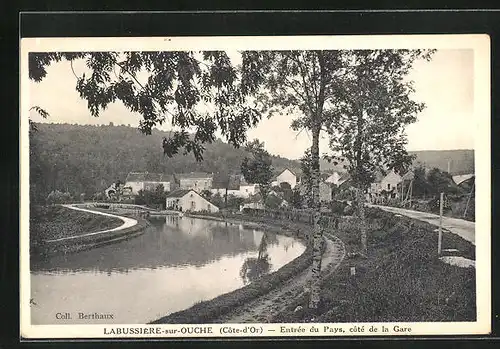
[28,49,475,160]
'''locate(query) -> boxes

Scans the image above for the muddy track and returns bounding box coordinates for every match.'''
[215,232,346,323]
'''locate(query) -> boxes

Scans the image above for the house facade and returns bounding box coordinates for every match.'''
[210,175,260,198]
[166,189,219,213]
[124,172,174,194]
[271,168,297,189]
[176,172,214,191]
[366,169,403,203]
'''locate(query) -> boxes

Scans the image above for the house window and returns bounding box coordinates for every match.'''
[191,201,196,210]
[387,183,391,190]
[207,203,211,212]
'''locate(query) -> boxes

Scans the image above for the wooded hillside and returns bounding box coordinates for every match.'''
[29,123,301,202]
[319,150,474,175]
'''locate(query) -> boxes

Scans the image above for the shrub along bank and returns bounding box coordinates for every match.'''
[273,207,476,323]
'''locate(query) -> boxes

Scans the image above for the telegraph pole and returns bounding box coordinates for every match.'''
[437,192,444,255]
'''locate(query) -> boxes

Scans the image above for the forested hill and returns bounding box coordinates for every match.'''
[409,150,474,175]
[29,122,301,200]
[319,150,475,175]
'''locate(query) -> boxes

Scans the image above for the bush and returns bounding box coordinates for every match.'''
[46,190,73,204]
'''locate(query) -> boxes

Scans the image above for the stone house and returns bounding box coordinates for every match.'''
[124,172,175,195]
[175,172,214,192]
[165,189,219,213]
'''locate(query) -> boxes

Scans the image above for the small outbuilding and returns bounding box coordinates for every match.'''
[166,189,220,213]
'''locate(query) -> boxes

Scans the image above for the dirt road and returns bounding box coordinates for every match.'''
[215,234,345,323]
[369,204,475,245]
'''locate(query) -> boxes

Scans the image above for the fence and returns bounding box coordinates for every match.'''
[241,207,344,228]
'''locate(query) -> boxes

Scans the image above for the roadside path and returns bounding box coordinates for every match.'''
[44,204,138,243]
[368,204,475,245]
[216,234,346,323]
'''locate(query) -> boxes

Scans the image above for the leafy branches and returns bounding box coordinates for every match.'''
[28,51,262,161]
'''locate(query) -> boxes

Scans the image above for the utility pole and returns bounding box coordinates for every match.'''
[463,180,475,218]
[437,192,444,255]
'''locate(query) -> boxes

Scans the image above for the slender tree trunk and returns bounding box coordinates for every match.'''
[308,126,323,309]
[354,107,367,255]
[356,184,367,255]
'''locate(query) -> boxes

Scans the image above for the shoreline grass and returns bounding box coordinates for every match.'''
[273,208,476,323]
[30,205,150,257]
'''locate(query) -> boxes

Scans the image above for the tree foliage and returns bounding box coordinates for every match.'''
[240,139,274,202]
[324,49,435,254]
[29,51,262,161]
[325,49,435,189]
[28,123,300,203]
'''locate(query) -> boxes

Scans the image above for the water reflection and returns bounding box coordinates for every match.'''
[30,216,306,324]
[240,232,272,284]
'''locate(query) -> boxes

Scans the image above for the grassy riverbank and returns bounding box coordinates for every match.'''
[30,205,148,256]
[273,208,476,323]
[30,205,123,242]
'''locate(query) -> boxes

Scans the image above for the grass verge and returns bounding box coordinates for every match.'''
[273,207,476,323]
[30,205,150,257]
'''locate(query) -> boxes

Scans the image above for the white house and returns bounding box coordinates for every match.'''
[210,175,241,197]
[210,175,260,198]
[380,169,403,193]
[125,172,174,194]
[238,177,259,198]
[366,169,403,202]
[165,189,219,213]
[271,168,297,189]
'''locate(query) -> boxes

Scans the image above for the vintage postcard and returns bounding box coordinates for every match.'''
[20,34,491,339]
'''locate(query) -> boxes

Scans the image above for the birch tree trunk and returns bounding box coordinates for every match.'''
[356,185,368,255]
[308,126,323,309]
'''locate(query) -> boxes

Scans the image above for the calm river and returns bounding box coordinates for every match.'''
[30,215,305,324]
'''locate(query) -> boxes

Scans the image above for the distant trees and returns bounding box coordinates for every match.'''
[46,190,73,205]
[412,166,462,198]
[134,184,167,209]
[241,139,274,204]
[210,193,244,211]
[28,123,300,201]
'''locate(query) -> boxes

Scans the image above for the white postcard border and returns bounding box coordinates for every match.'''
[20,34,491,339]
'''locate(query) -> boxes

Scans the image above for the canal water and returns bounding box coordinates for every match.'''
[30,215,305,324]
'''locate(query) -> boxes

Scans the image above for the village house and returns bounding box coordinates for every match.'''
[165,189,220,213]
[211,175,260,198]
[176,172,214,192]
[366,169,404,203]
[210,175,241,197]
[324,171,351,187]
[238,177,259,198]
[124,172,175,195]
[271,168,297,189]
